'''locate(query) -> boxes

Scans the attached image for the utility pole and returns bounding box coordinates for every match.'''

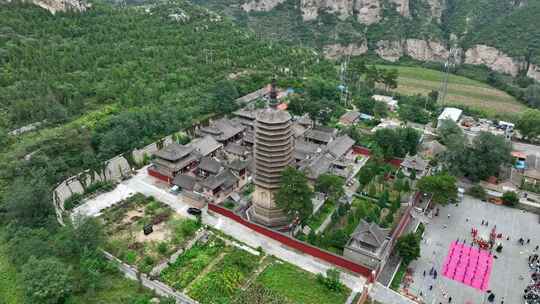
[438,38,459,107]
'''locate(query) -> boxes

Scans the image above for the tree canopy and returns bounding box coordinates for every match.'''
[517,109,540,140]
[396,233,421,265]
[417,173,458,205]
[275,167,314,224]
[315,174,345,200]
[373,127,421,158]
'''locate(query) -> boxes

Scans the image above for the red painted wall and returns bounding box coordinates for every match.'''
[352,146,403,167]
[147,167,171,184]
[208,203,374,279]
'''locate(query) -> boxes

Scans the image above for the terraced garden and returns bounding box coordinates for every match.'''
[377,65,525,115]
[159,233,352,304]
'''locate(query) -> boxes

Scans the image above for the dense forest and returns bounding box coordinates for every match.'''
[0,1,338,303]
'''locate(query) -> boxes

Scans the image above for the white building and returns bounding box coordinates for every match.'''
[437,107,463,127]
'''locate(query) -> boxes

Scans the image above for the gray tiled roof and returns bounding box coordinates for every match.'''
[154,143,194,162]
[199,118,244,142]
[225,143,248,156]
[350,220,390,248]
[327,135,355,158]
[401,154,428,171]
[190,135,222,157]
[202,169,238,190]
[340,111,360,124]
[305,129,333,143]
[198,157,221,174]
[172,174,197,191]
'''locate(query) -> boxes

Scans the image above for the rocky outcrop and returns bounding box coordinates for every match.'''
[375,39,450,62]
[528,65,540,82]
[296,0,410,22]
[354,0,381,24]
[241,0,286,12]
[323,42,368,59]
[464,45,523,77]
[4,0,90,13]
[391,0,409,17]
[300,0,354,21]
[427,0,444,22]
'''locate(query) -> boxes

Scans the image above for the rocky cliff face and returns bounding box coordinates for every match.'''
[375,39,450,63]
[323,42,368,59]
[3,0,90,13]
[427,0,444,22]
[241,0,410,23]
[34,0,90,13]
[241,0,286,12]
[464,45,522,77]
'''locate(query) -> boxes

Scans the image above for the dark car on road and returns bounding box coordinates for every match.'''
[187,207,202,216]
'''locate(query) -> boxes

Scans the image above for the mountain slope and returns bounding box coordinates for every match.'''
[193,0,540,79]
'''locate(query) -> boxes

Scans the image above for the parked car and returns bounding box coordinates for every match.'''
[187,207,202,216]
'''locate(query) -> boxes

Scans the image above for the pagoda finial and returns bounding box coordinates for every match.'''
[269,78,278,108]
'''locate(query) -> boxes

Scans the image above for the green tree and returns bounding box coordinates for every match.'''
[467,185,487,200]
[275,167,314,224]
[4,173,54,228]
[380,69,399,91]
[210,80,239,114]
[315,174,345,200]
[417,173,458,205]
[502,191,519,207]
[438,119,464,144]
[517,109,540,140]
[396,233,421,265]
[373,101,388,118]
[22,257,74,304]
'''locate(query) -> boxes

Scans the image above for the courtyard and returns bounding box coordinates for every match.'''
[405,196,540,304]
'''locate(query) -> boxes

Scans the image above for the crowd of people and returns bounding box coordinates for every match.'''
[524,253,540,304]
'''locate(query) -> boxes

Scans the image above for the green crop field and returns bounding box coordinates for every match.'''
[377,65,526,115]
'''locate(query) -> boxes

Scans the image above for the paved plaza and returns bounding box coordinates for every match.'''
[407,196,540,304]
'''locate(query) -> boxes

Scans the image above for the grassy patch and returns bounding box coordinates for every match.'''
[0,240,23,304]
[307,200,336,232]
[160,236,225,290]
[188,248,261,304]
[390,261,408,291]
[68,272,158,304]
[377,65,525,115]
[256,262,350,304]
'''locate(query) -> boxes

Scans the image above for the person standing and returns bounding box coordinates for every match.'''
[448,296,452,303]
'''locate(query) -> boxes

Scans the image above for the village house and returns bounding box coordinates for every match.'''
[344,220,391,269]
[339,111,361,126]
[400,154,429,179]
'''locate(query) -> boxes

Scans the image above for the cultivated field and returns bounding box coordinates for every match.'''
[377,65,526,115]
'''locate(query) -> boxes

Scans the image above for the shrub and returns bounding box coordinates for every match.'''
[157,242,169,255]
[64,193,84,210]
[467,185,487,200]
[316,269,344,292]
[502,191,519,207]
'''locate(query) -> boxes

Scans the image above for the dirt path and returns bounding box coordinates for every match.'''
[241,255,271,291]
[184,251,227,292]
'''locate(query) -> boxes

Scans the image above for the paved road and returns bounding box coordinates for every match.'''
[72,167,195,220]
[370,282,417,304]
[513,141,540,156]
